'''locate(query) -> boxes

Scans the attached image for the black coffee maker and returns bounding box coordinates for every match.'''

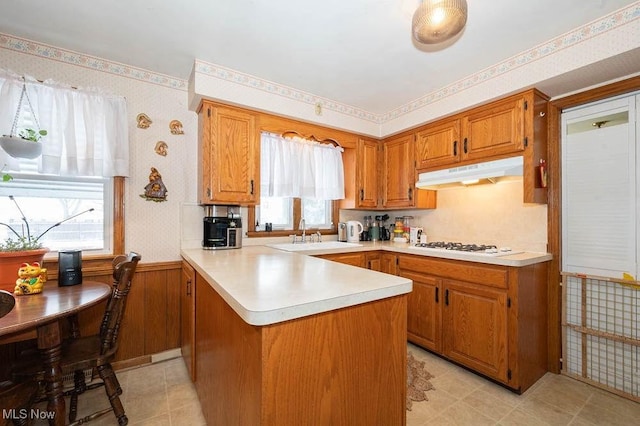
[376,214,391,240]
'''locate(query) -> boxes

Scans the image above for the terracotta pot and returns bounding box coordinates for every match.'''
[0,248,49,293]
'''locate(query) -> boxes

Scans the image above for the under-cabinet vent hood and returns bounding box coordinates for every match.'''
[416,156,524,188]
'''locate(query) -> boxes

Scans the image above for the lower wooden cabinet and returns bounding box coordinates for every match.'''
[398,253,548,393]
[403,271,441,353]
[442,279,508,382]
[180,260,196,381]
[316,252,365,268]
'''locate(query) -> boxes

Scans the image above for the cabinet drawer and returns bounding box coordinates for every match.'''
[398,255,508,289]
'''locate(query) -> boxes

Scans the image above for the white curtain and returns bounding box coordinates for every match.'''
[0,70,129,177]
[260,132,345,200]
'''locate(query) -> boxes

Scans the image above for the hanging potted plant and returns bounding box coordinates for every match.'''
[0,81,47,160]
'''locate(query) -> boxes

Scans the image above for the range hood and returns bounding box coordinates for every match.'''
[416,156,524,188]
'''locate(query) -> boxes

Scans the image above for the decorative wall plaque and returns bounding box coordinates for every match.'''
[169,119,183,135]
[154,141,168,156]
[140,167,167,202]
[136,113,152,129]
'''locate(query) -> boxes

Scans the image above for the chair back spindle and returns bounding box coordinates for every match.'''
[99,252,141,356]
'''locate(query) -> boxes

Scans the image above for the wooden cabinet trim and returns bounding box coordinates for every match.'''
[398,254,508,289]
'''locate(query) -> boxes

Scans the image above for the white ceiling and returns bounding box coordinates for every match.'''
[0,0,638,114]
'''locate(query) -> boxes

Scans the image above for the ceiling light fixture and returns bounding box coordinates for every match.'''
[412,0,468,44]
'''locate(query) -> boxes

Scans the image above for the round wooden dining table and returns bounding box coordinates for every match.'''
[0,281,111,426]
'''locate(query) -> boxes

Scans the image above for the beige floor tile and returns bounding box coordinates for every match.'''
[169,400,207,426]
[574,399,639,426]
[166,381,200,412]
[517,397,576,425]
[463,388,518,421]
[124,387,169,424]
[499,407,554,426]
[130,414,172,426]
[437,400,496,425]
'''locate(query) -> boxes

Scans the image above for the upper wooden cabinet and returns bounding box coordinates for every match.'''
[415,118,461,169]
[381,136,437,209]
[356,138,380,208]
[460,95,525,161]
[382,134,414,208]
[198,101,259,205]
[342,137,436,210]
[414,89,549,204]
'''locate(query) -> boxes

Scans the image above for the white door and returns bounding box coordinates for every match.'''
[561,94,637,279]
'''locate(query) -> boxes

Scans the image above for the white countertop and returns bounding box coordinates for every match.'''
[181,246,412,326]
[274,240,552,267]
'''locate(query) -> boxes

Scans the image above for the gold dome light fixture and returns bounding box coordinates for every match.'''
[412,0,468,44]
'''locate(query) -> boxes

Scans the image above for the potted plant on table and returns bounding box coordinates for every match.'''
[0,196,49,293]
[0,196,95,293]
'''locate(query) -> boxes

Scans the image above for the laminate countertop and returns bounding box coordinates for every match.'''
[263,240,552,267]
[181,246,412,326]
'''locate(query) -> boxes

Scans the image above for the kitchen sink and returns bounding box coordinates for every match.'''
[267,241,362,252]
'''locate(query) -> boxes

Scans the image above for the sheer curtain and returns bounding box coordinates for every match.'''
[260,132,345,200]
[0,70,129,177]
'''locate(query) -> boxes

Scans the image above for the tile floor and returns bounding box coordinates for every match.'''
[32,342,640,425]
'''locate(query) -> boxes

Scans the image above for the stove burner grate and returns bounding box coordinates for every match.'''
[414,241,498,252]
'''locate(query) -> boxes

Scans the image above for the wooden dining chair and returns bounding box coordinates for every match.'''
[0,291,40,426]
[13,252,141,426]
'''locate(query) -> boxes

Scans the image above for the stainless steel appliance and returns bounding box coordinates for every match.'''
[337,222,347,242]
[203,205,242,250]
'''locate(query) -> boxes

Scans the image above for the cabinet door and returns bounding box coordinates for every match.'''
[365,252,381,271]
[199,103,258,204]
[442,279,508,382]
[357,138,380,208]
[380,253,398,275]
[461,96,524,161]
[402,271,442,352]
[415,119,461,170]
[317,252,365,268]
[181,261,196,381]
[382,135,415,208]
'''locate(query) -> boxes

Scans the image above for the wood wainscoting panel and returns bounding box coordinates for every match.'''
[0,259,182,380]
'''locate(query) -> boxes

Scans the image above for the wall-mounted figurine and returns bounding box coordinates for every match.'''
[136,113,153,129]
[140,167,168,202]
[155,141,168,156]
[169,119,184,135]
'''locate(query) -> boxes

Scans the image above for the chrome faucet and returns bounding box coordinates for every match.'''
[299,218,306,243]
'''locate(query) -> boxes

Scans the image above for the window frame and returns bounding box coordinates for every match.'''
[247,199,338,237]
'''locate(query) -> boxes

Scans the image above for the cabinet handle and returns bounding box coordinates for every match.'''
[206,187,211,198]
[360,189,364,201]
[445,289,449,306]
[250,179,254,195]
[368,261,371,269]
[435,287,439,303]
[408,187,413,200]
[453,140,457,156]
[186,278,192,296]
[463,138,468,154]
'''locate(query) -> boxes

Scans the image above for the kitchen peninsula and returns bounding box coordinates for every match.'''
[181,246,412,425]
